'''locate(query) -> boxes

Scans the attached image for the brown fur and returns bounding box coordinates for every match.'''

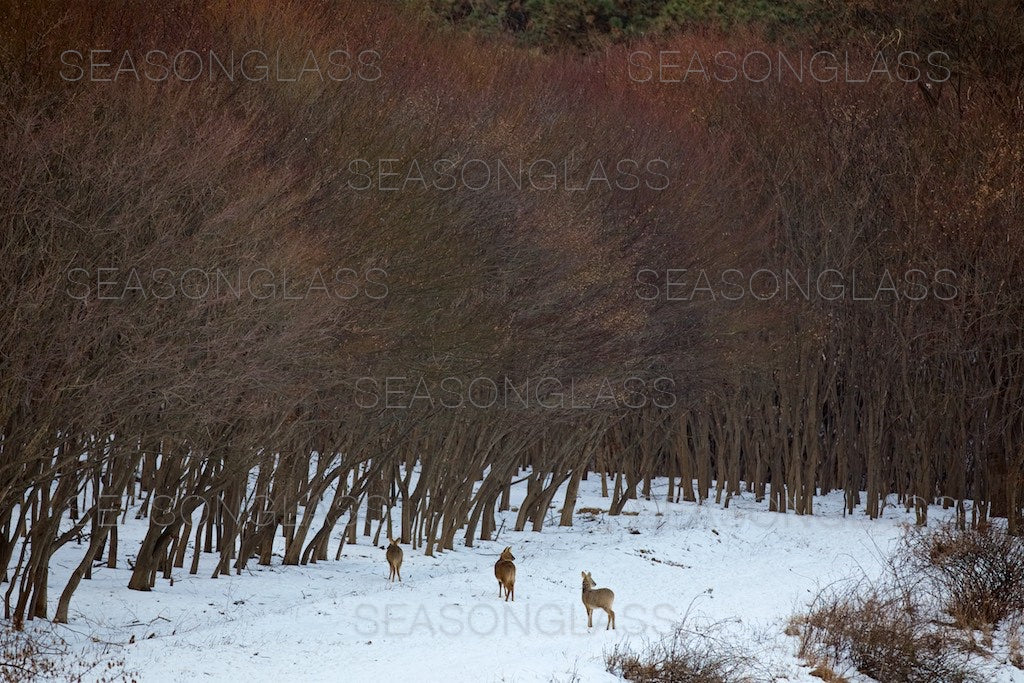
[386,538,403,582]
[494,546,516,601]
[582,571,615,630]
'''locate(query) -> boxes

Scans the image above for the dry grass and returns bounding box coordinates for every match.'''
[794,523,1024,681]
[1005,613,1024,670]
[806,661,848,682]
[0,624,135,683]
[793,582,979,683]
[606,618,774,683]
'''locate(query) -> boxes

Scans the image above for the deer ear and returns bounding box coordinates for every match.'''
[581,571,586,578]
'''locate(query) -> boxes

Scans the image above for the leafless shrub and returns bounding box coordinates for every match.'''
[902,522,1024,629]
[794,580,979,683]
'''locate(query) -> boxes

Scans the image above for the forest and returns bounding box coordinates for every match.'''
[0,2,1022,677]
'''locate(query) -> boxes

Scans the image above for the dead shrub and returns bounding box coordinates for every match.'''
[903,522,1024,629]
[795,522,1024,681]
[794,581,979,683]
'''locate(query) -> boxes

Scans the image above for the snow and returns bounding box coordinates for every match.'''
[41,475,1024,682]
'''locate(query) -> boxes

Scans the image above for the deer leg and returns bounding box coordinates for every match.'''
[587,607,593,628]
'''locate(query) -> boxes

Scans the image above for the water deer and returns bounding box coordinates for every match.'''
[386,538,403,582]
[494,546,516,601]
[581,571,615,629]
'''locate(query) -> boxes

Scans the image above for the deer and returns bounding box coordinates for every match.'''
[494,546,516,601]
[581,571,615,629]
[386,537,403,582]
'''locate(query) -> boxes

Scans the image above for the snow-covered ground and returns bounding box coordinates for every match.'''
[42,476,1024,682]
